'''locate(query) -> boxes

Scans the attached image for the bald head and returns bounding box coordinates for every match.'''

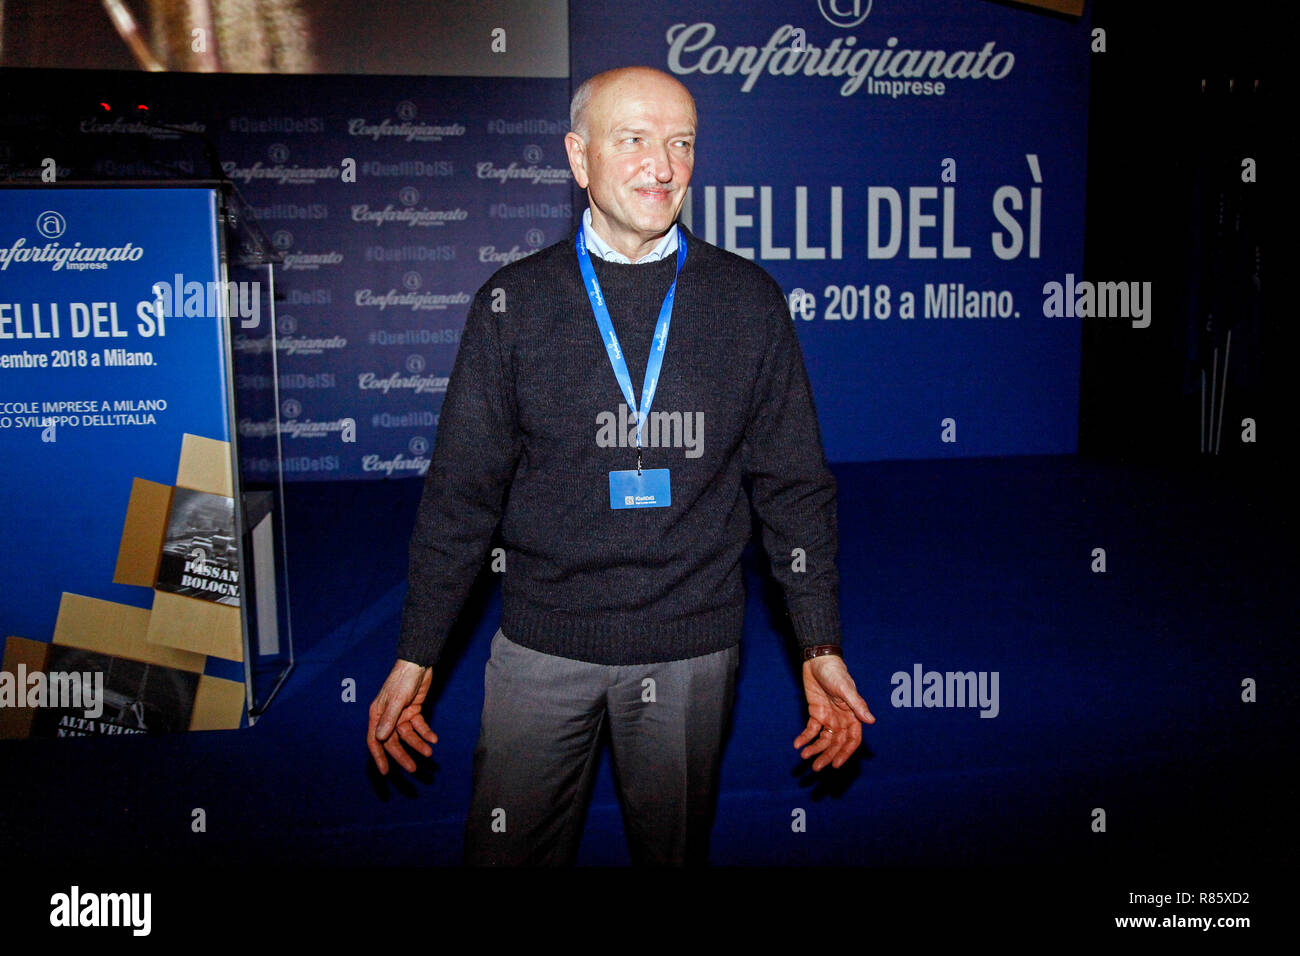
[570,67,697,143]
[563,66,697,261]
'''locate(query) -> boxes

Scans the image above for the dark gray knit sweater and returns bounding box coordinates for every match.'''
[395,223,841,667]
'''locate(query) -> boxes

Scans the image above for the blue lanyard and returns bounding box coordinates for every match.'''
[575,226,687,462]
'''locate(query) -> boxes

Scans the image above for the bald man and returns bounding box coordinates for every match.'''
[367,67,873,866]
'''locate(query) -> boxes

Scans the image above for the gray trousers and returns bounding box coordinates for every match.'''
[463,627,740,866]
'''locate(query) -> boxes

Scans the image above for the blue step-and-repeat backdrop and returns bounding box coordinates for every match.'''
[201,75,575,481]
[572,0,1091,462]
[3,1,1089,478]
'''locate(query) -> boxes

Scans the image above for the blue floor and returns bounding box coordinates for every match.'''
[1,454,1291,868]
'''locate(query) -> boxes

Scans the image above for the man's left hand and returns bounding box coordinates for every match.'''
[794,655,875,771]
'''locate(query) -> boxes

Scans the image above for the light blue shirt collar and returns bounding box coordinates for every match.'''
[581,207,679,264]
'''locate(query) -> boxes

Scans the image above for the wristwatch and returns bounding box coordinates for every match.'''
[802,644,843,661]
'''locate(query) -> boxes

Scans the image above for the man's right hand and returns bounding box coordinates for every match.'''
[367,658,437,774]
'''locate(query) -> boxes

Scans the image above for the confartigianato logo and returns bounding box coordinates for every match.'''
[348,101,467,143]
[350,204,469,228]
[78,115,207,140]
[223,144,340,186]
[665,21,1015,97]
[0,212,145,272]
[477,145,572,185]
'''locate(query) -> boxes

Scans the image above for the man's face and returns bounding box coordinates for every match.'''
[565,72,696,260]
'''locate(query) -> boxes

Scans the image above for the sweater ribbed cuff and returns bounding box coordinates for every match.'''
[789,605,841,650]
[394,604,448,669]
